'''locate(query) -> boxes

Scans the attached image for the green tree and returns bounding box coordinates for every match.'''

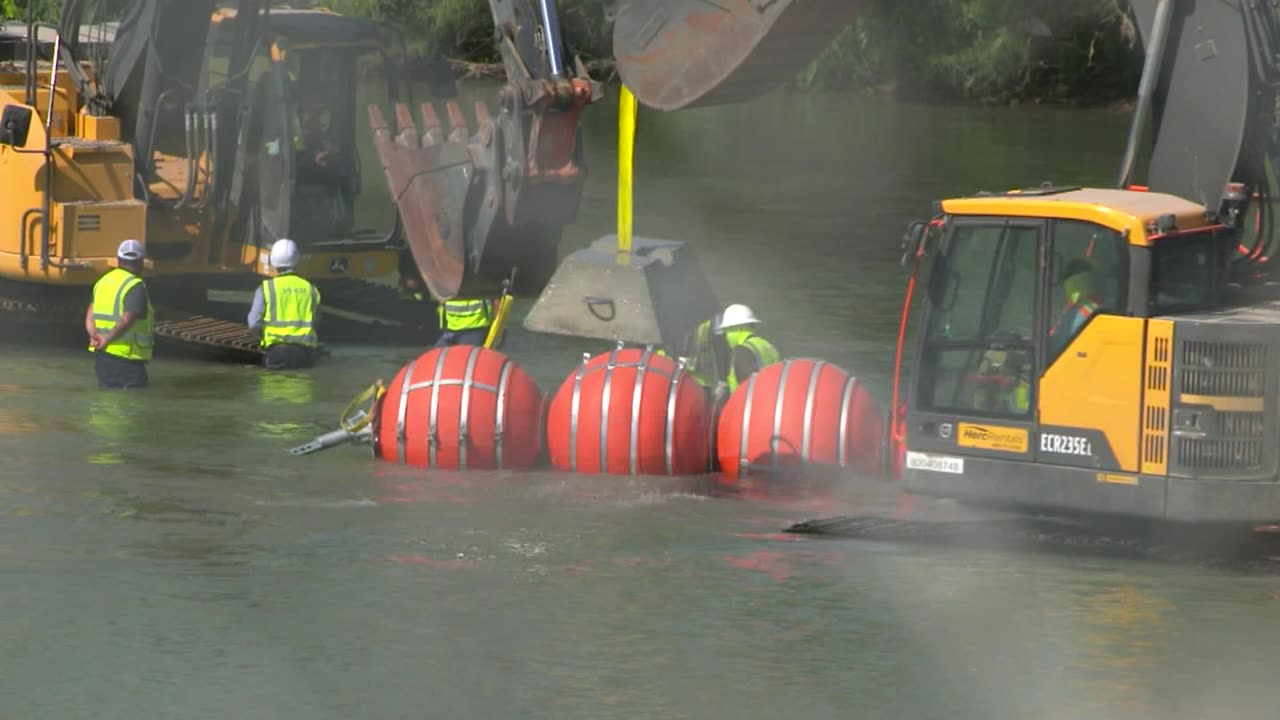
[1,0,59,21]
[325,0,1142,105]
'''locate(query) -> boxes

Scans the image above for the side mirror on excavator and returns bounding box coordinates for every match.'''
[900,220,928,267]
[0,105,33,148]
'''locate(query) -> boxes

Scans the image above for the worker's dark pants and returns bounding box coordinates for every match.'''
[95,352,149,389]
[433,327,489,349]
[263,343,316,370]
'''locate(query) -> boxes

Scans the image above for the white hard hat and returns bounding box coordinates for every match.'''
[269,238,300,270]
[713,303,760,334]
[116,239,145,261]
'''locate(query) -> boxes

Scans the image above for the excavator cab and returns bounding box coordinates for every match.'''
[890,186,1280,524]
[223,9,392,256]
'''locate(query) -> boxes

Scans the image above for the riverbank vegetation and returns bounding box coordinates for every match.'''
[326,0,1144,106]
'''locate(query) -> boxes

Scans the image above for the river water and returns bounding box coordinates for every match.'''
[4,88,1280,719]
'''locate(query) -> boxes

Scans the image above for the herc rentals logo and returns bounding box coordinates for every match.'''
[956,423,1029,453]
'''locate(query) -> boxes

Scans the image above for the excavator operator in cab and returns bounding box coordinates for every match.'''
[1048,257,1102,358]
[294,106,334,180]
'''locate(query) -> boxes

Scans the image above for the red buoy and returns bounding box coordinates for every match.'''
[716,359,884,480]
[546,346,710,475]
[373,346,543,469]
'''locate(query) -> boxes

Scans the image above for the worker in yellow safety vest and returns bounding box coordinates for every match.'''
[435,296,498,348]
[85,239,154,389]
[714,303,782,392]
[248,238,321,370]
[660,318,725,389]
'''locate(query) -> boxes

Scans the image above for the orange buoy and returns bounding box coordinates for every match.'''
[716,359,884,480]
[372,346,543,469]
[546,346,710,475]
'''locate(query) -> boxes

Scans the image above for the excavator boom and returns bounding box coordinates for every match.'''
[369,0,865,301]
[1124,0,1272,214]
[369,0,601,300]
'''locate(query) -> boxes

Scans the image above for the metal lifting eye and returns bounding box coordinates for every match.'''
[583,296,616,321]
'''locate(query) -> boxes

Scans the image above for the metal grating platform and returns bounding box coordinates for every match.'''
[152,309,263,359]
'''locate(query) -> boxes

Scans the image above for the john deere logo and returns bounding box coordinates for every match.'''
[956,423,1028,453]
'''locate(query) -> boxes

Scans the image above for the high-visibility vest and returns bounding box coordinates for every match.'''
[653,320,717,387]
[1049,297,1100,337]
[438,299,493,332]
[685,320,717,387]
[89,268,154,361]
[1015,380,1030,412]
[726,331,781,391]
[261,273,319,348]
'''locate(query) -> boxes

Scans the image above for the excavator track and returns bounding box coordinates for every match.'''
[310,277,439,345]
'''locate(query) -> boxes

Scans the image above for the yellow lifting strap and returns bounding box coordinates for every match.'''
[616,84,638,265]
[484,268,518,349]
[340,379,385,433]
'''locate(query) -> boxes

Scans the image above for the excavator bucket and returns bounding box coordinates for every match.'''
[368,102,475,300]
[612,0,866,111]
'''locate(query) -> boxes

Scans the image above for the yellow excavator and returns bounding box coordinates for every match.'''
[0,1,443,357]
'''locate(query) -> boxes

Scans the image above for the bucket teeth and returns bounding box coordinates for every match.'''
[445,100,469,144]
[420,103,444,147]
[393,102,418,148]
[474,101,492,128]
[368,104,391,142]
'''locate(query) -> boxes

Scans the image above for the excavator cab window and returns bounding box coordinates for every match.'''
[241,37,386,249]
[1045,220,1128,362]
[1149,230,1230,314]
[918,220,1040,417]
[282,47,364,244]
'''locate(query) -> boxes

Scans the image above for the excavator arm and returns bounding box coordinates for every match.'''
[1124,0,1280,270]
[372,0,1280,302]
[368,0,601,301]
[369,0,862,301]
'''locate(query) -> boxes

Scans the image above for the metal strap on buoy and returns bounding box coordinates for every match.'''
[598,344,622,473]
[456,346,482,469]
[392,347,515,468]
[569,354,588,472]
[566,349,681,474]
[768,360,793,474]
[396,357,418,465]
[494,359,513,469]
[838,375,859,467]
[739,370,759,478]
[628,346,651,475]
[801,360,827,461]
[664,358,687,476]
[426,346,450,467]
